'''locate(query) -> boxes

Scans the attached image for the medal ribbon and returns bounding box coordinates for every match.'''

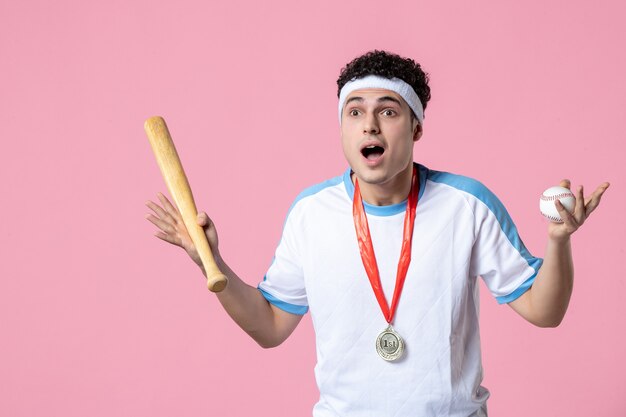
[352,166,419,324]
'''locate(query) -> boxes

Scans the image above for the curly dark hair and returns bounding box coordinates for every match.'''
[337,50,431,113]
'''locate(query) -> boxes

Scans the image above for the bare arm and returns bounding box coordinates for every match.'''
[212,254,303,348]
[508,180,610,327]
[146,193,302,348]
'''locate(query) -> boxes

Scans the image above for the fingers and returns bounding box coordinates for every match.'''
[154,230,181,246]
[146,199,178,228]
[146,212,183,246]
[584,182,610,216]
[146,200,172,222]
[145,211,176,233]
[145,195,184,246]
[547,180,609,240]
[553,180,610,221]
[197,212,218,239]
[554,199,578,232]
[157,192,182,221]
[574,185,585,223]
[197,211,210,227]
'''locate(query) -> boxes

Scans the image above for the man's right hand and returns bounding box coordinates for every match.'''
[145,192,220,272]
[144,192,302,348]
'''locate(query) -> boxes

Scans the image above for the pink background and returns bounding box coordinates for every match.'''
[1,0,624,415]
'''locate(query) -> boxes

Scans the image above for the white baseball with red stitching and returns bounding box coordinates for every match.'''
[540,186,576,223]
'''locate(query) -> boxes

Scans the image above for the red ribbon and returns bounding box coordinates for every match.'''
[352,166,419,324]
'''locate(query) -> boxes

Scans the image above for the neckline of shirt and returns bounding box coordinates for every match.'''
[342,163,428,217]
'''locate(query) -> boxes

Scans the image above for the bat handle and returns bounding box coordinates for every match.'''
[190,221,228,292]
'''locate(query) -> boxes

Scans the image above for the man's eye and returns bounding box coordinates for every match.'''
[349,109,360,116]
[382,109,396,116]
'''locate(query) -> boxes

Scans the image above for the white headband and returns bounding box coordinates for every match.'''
[338,75,424,125]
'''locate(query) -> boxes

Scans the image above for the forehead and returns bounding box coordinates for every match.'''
[345,88,407,106]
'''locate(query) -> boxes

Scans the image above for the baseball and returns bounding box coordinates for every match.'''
[539,186,576,223]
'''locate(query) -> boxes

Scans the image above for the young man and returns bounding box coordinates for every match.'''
[146,50,609,416]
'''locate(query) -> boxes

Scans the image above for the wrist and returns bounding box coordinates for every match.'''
[214,251,226,269]
[547,232,571,246]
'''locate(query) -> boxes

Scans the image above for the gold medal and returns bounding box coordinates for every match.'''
[376,325,405,361]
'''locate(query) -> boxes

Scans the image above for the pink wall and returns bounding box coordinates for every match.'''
[1,0,624,415]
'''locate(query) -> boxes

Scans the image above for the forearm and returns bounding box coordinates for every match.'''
[208,255,298,348]
[146,196,301,347]
[528,237,574,327]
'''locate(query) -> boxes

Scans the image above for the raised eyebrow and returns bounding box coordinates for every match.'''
[377,96,402,106]
[344,95,403,108]
[345,96,364,106]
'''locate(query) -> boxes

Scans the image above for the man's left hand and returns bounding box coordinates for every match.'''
[549,179,610,241]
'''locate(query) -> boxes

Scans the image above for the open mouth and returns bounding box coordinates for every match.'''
[361,145,385,160]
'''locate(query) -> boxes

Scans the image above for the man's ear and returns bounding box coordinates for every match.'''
[413,121,423,142]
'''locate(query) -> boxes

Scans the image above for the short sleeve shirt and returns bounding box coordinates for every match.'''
[258,163,542,417]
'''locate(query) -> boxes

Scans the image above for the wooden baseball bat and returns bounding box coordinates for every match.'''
[144,116,228,292]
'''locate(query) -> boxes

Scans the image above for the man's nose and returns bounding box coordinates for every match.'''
[363,113,380,134]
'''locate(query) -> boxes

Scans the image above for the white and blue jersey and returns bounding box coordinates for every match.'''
[258,163,542,417]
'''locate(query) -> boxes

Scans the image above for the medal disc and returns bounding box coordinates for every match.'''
[375,325,405,361]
